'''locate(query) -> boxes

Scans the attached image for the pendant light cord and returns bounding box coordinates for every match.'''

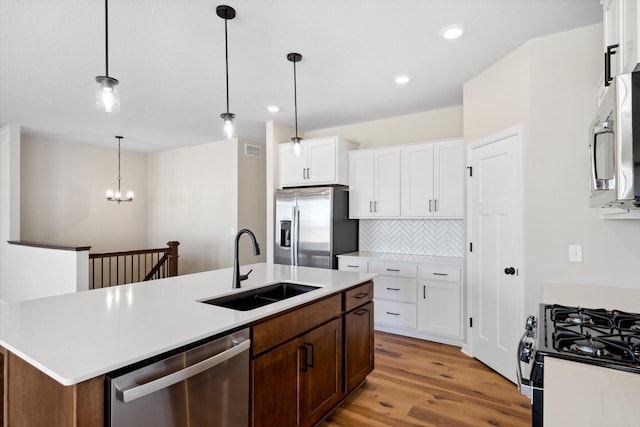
[104,0,109,77]
[117,136,122,194]
[293,59,298,138]
[224,16,230,114]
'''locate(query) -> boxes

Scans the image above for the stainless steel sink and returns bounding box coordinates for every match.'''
[201,282,320,311]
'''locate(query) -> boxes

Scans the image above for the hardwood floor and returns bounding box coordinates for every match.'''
[321,332,531,427]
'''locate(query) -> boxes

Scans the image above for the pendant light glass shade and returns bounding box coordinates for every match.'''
[95,0,120,113]
[217,5,236,139]
[95,76,120,112]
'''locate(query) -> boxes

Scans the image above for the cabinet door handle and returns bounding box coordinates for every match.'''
[386,287,400,291]
[306,343,315,368]
[386,268,400,272]
[300,345,308,372]
[423,285,426,299]
[386,311,400,316]
[306,168,310,179]
[434,199,438,212]
[429,199,432,212]
[369,201,373,213]
[433,273,448,276]
[355,308,369,316]
[605,44,619,87]
[303,168,307,180]
[354,292,369,299]
[374,201,378,212]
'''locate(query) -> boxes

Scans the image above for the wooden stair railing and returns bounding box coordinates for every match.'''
[89,241,179,289]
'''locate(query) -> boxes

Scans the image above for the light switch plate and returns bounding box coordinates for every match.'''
[569,244,582,262]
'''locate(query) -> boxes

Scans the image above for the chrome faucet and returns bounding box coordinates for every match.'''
[232,229,261,289]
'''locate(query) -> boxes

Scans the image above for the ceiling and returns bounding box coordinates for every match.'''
[0,0,602,152]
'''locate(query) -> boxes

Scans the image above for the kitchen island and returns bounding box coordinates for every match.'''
[0,263,376,426]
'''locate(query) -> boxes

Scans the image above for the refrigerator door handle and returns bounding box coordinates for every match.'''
[292,206,300,266]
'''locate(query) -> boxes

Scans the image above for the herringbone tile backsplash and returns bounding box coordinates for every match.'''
[359,219,464,257]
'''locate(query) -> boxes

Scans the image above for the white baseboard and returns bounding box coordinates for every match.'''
[374,323,463,347]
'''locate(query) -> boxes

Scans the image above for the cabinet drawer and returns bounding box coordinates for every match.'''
[420,266,461,283]
[369,260,417,278]
[344,281,373,312]
[338,257,368,273]
[252,294,341,356]
[374,276,417,303]
[374,300,417,329]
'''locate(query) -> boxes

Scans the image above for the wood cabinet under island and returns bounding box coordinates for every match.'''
[0,263,375,427]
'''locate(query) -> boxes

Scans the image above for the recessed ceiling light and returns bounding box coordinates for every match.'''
[395,75,410,85]
[441,25,464,40]
[266,105,280,113]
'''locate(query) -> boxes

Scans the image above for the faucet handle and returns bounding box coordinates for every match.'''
[239,269,253,281]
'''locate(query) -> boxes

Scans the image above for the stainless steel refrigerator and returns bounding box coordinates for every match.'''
[275,187,358,269]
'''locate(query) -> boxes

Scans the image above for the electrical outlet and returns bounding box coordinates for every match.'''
[569,244,582,262]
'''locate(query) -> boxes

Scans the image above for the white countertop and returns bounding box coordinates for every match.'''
[338,251,464,267]
[0,263,375,386]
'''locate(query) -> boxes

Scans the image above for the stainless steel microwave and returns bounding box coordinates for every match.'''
[589,71,640,209]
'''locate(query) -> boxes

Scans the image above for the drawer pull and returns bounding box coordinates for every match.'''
[386,287,400,291]
[433,273,448,276]
[386,311,400,316]
[354,292,369,299]
[354,308,368,316]
[386,268,400,272]
[347,265,360,268]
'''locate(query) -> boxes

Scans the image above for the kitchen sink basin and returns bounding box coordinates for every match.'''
[201,282,320,311]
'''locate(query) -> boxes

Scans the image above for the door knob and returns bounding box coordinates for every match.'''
[504,267,516,275]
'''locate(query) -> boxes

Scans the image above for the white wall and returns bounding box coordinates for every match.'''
[1,244,88,302]
[464,24,640,315]
[147,140,239,275]
[20,134,148,253]
[0,125,21,303]
[304,106,463,149]
[265,121,295,263]
[237,141,267,264]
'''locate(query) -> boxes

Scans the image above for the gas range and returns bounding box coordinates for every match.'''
[518,303,640,426]
[536,304,640,374]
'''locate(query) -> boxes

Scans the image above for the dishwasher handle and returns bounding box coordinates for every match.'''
[117,338,251,403]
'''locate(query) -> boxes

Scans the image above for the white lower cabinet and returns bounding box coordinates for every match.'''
[418,280,461,338]
[338,254,463,346]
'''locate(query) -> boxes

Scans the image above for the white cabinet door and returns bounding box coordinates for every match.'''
[401,144,434,217]
[419,281,461,338]
[373,148,401,217]
[621,0,639,74]
[418,266,462,339]
[306,138,336,184]
[603,0,623,79]
[433,140,464,218]
[400,140,463,218]
[279,143,308,186]
[348,151,375,218]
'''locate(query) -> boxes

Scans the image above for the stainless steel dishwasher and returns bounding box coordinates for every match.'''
[106,328,250,427]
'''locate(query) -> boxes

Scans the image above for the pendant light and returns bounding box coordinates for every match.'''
[95,0,120,113]
[217,5,236,139]
[106,136,134,203]
[287,53,303,156]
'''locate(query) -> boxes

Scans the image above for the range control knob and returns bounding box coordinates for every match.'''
[525,315,536,331]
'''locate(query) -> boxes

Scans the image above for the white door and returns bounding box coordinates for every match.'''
[468,127,523,383]
[348,151,375,218]
[401,144,434,217]
[374,148,401,217]
[434,140,464,218]
[279,143,307,186]
[306,138,336,184]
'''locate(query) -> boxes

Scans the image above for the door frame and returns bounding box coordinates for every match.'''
[464,125,524,362]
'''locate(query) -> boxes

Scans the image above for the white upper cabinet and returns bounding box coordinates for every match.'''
[348,148,401,218]
[602,0,639,87]
[401,139,464,218]
[279,136,356,188]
